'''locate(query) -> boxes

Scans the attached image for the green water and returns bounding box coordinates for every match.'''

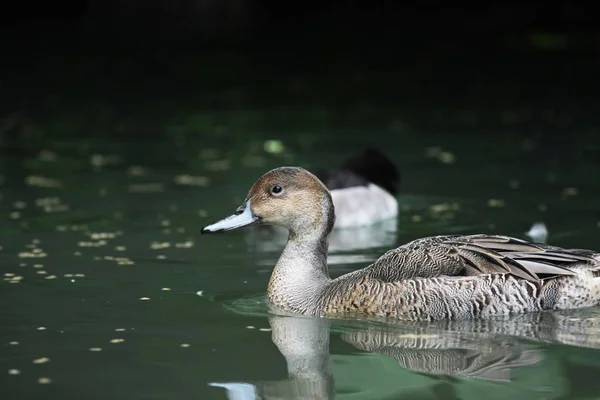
[1,123,599,400]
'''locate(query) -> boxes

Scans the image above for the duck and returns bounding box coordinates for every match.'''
[248,148,399,254]
[201,166,600,321]
[312,147,399,228]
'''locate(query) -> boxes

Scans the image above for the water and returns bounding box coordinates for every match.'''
[1,123,599,400]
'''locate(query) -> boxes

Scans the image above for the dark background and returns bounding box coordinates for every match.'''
[1,1,599,153]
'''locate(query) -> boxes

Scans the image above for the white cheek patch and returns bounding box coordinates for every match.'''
[330,184,398,228]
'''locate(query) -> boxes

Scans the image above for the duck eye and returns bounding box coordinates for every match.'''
[270,185,283,195]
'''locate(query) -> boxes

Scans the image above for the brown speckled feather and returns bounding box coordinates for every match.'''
[365,234,595,283]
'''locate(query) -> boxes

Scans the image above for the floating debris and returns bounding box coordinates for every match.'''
[115,328,126,332]
[205,159,231,171]
[38,149,58,162]
[109,338,125,344]
[37,327,46,331]
[8,369,21,375]
[13,201,27,209]
[196,291,204,297]
[174,174,209,187]
[89,348,102,352]
[487,198,506,208]
[37,377,52,384]
[180,343,191,348]
[9,341,19,345]
[175,241,194,249]
[89,232,119,240]
[33,357,50,364]
[19,251,48,258]
[90,154,121,168]
[264,139,285,154]
[128,183,165,193]
[139,297,150,301]
[127,166,147,176]
[44,275,57,280]
[25,176,62,188]
[561,187,579,198]
[424,146,456,164]
[150,242,170,250]
[161,288,171,291]
[78,240,107,248]
[258,328,272,332]
[246,326,255,330]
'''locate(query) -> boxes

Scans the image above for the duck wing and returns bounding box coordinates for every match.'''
[365,234,595,282]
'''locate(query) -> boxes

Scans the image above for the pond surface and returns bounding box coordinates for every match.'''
[1,124,600,400]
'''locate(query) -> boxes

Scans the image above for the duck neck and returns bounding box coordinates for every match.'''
[268,229,332,315]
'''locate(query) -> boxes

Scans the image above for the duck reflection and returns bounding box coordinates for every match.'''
[209,308,600,399]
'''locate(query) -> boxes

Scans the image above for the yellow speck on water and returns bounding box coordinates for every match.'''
[180,343,191,348]
[9,341,19,345]
[89,347,102,352]
[139,297,150,301]
[36,270,47,275]
[115,328,126,332]
[127,166,147,176]
[4,273,15,277]
[127,183,165,193]
[33,357,50,364]
[562,187,579,198]
[161,288,171,291]
[64,274,73,278]
[37,327,46,331]
[26,175,62,188]
[34,264,43,268]
[90,232,119,240]
[8,369,21,375]
[109,338,125,344]
[487,198,506,207]
[150,242,170,250]
[175,241,194,248]
[44,275,57,280]
[13,201,27,209]
[174,174,209,187]
[157,255,166,260]
[246,326,255,330]
[19,251,48,258]
[75,274,85,278]
[78,240,107,248]
[115,246,126,251]
[258,328,272,332]
[74,251,82,256]
[37,377,52,384]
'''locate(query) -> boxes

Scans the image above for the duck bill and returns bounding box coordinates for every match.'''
[201,200,259,234]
